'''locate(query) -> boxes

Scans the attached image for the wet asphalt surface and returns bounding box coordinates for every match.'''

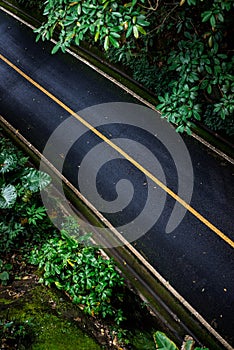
[0,10,234,345]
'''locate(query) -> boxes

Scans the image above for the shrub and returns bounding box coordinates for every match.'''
[0,136,51,253]
[34,0,150,53]
[30,218,125,324]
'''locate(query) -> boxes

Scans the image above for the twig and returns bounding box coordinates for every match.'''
[140,0,159,11]
[147,4,179,35]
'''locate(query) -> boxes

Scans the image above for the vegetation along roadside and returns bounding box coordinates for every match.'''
[11,0,234,140]
[0,132,211,349]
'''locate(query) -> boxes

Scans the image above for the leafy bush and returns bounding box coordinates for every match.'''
[0,136,51,253]
[34,0,150,53]
[156,31,234,134]
[31,0,233,136]
[0,134,125,327]
[107,0,234,136]
[30,218,125,324]
[108,46,171,95]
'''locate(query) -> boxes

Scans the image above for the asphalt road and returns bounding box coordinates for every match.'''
[0,10,234,346]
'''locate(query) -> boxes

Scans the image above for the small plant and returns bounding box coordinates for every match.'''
[157,85,201,134]
[111,327,130,346]
[25,204,47,225]
[0,317,35,349]
[0,259,12,286]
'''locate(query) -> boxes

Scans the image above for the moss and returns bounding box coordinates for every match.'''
[0,298,13,305]
[131,331,156,350]
[0,285,102,350]
[31,314,101,350]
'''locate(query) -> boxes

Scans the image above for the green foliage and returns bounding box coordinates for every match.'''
[0,318,35,349]
[203,104,234,135]
[0,184,17,209]
[0,136,51,253]
[31,0,234,135]
[153,331,209,350]
[157,28,234,134]
[34,0,150,53]
[21,168,51,192]
[0,220,25,253]
[26,204,47,225]
[0,138,51,209]
[157,85,200,135]
[0,270,10,285]
[0,259,12,286]
[154,331,178,350]
[29,217,125,323]
[0,134,126,336]
[108,45,170,95]
[111,0,233,136]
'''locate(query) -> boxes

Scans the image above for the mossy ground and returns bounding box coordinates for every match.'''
[31,313,100,350]
[0,266,159,349]
[0,276,102,350]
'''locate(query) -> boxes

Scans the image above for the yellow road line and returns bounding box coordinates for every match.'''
[1,53,233,249]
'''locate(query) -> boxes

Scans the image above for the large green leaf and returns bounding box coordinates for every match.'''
[21,169,51,192]
[0,153,17,173]
[0,184,17,209]
[154,331,179,350]
[0,271,9,285]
